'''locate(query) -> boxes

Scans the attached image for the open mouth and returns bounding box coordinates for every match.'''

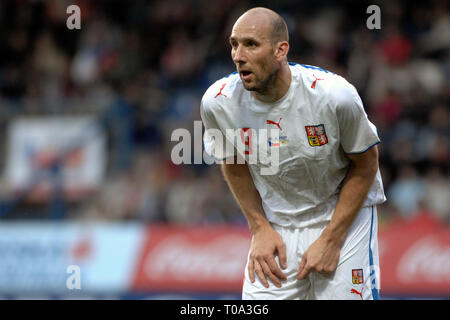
[240,70,253,80]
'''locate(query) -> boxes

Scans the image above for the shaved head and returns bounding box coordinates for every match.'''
[229,7,291,101]
[239,7,289,45]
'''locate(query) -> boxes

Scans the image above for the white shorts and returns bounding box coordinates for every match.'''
[242,206,381,300]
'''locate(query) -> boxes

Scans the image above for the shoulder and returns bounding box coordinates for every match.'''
[201,71,241,114]
[330,79,360,111]
[289,62,358,106]
[289,62,336,82]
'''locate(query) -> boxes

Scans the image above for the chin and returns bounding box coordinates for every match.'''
[242,82,257,91]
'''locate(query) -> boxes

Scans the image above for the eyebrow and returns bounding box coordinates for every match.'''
[229,36,259,43]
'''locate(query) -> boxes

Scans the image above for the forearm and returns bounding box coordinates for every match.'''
[322,152,378,245]
[221,161,270,234]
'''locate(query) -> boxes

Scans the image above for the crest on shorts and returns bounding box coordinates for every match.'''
[352,269,364,284]
[305,124,328,146]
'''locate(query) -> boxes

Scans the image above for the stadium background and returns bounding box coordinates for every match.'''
[0,0,448,299]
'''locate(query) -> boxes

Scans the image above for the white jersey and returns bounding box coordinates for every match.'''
[200,63,386,228]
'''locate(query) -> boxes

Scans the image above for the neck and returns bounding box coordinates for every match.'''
[252,61,292,103]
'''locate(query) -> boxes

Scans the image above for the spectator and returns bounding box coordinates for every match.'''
[387,166,426,218]
[0,0,447,226]
[422,166,450,223]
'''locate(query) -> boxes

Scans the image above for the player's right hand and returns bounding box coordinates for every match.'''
[247,225,287,288]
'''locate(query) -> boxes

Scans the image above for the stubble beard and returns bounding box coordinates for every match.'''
[243,68,277,95]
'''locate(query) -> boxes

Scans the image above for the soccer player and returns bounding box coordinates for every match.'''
[200,7,386,299]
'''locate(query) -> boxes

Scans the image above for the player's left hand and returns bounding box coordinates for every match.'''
[296,234,341,280]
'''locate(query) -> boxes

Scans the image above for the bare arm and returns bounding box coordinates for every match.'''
[297,145,379,279]
[221,159,268,233]
[221,158,287,288]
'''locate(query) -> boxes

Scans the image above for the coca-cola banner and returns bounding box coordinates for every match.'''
[132,224,251,292]
[378,213,450,296]
[132,218,450,297]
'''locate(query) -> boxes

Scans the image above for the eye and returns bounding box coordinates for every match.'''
[246,40,258,48]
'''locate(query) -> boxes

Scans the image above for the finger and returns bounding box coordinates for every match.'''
[247,259,255,283]
[297,256,310,280]
[259,259,282,288]
[298,255,306,275]
[298,264,312,280]
[277,242,287,270]
[265,256,287,281]
[254,260,270,288]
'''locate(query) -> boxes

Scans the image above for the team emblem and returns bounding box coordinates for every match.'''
[352,269,364,284]
[305,124,328,146]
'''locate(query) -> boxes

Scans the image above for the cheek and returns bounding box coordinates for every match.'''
[253,56,267,73]
[257,58,274,78]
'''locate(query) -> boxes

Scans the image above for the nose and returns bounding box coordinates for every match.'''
[232,44,246,65]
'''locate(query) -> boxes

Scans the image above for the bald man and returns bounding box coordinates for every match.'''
[200,7,386,300]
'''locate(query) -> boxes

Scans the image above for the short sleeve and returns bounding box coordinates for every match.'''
[200,95,236,160]
[335,83,380,154]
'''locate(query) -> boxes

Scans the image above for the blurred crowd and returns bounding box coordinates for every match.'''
[0,0,448,227]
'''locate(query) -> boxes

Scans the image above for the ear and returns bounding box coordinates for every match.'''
[274,41,289,61]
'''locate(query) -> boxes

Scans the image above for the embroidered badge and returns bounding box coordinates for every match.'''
[305,124,328,146]
[352,269,364,284]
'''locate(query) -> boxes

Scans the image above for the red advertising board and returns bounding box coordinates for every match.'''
[132,224,251,292]
[132,215,450,297]
[378,213,450,297]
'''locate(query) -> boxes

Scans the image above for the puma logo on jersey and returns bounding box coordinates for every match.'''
[311,74,324,89]
[266,117,282,130]
[214,83,227,98]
